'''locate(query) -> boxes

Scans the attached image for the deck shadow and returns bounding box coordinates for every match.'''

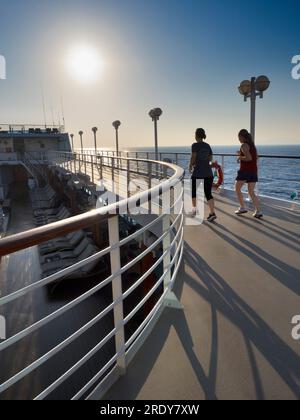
[105,263,218,400]
[214,206,300,253]
[205,222,300,296]
[184,243,300,400]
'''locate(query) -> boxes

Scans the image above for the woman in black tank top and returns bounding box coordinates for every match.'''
[189,128,217,222]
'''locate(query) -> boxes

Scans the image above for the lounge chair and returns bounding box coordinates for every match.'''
[39,230,86,256]
[42,244,101,279]
[40,237,92,264]
[31,196,58,210]
[30,185,53,200]
[34,203,65,217]
[31,189,56,205]
[35,207,70,226]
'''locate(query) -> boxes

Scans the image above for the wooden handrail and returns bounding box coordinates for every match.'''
[0,156,184,257]
[0,209,109,257]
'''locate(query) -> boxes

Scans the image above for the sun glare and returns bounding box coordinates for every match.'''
[66,45,104,83]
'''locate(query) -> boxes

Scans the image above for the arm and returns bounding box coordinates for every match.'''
[239,144,252,162]
[189,152,197,172]
[208,145,213,163]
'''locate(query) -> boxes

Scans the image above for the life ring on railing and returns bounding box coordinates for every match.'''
[211,161,224,189]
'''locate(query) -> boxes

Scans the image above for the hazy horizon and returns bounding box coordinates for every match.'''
[98,143,300,150]
[1,0,300,149]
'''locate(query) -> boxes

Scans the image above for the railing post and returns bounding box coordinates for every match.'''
[84,153,87,175]
[91,154,95,184]
[74,154,77,173]
[148,161,152,214]
[221,155,225,186]
[136,152,139,173]
[99,155,103,180]
[163,214,171,287]
[108,215,126,374]
[162,213,183,310]
[127,160,130,199]
[111,157,115,184]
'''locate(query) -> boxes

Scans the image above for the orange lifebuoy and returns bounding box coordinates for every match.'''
[211,162,224,189]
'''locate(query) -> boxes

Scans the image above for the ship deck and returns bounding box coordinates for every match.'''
[105,194,300,400]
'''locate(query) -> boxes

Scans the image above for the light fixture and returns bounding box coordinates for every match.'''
[238,76,270,142]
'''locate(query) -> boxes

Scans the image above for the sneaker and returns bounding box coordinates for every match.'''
[189,208,197,218]
[253,212,263,219]
[235,208,248,215]
[207,213,217,222]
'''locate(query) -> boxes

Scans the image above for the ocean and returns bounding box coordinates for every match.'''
[126,145,300,203]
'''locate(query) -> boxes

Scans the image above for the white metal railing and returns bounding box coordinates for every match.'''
[0,153,184,400]
[0,124,64,134]
[0,152,19,161]
[80,149,300,203]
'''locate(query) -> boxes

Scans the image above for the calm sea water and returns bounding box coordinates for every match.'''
[126,145,300,202]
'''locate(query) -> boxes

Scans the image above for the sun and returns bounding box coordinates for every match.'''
[66,45,104,83]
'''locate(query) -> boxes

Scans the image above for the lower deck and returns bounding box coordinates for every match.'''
[0,182,115,400]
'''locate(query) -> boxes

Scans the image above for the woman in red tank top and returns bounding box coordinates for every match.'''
[235,129,263,219]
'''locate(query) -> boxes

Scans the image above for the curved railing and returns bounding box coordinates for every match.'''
[81,149,300,204]
[0,154,185,400]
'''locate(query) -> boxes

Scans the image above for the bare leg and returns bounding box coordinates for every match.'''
[192,198,197,208]
[248,183,261,213]
[235,181,246,208]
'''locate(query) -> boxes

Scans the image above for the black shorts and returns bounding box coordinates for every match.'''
[236,170,258,183]
[191,177,214,201]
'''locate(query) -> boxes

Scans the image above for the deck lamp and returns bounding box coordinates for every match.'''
[112,121,121,156]
[238,76,270,143]
[79,131,84,154]
[92,127,98,155]
[148,108,163,161]
[70,134,74,151]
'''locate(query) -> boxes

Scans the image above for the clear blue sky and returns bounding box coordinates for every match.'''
[0,0,300,148]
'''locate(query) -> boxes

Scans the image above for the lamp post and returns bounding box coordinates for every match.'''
[149,108,163,161]
[112,120,121,156]
[78,130,84,154]
[92,127,98,155]
[238,76,270,143]
[70,134,74,151]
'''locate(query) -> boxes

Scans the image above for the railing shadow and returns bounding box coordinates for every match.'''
[106,234,300,400]
[262,218,300,242]
[105,262,218,400]
[184,242,300,400]
[261,204,300,225]
[206,220,300,296]
[215,205,300,252]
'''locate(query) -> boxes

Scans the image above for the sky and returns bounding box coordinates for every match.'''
[0,0,300,149]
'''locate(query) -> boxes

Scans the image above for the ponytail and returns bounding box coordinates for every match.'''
[239,129,255,148]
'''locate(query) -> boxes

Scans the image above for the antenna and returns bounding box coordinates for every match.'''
[50,102,55,127]
[41,85,47,128]
[60,88,66,129]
